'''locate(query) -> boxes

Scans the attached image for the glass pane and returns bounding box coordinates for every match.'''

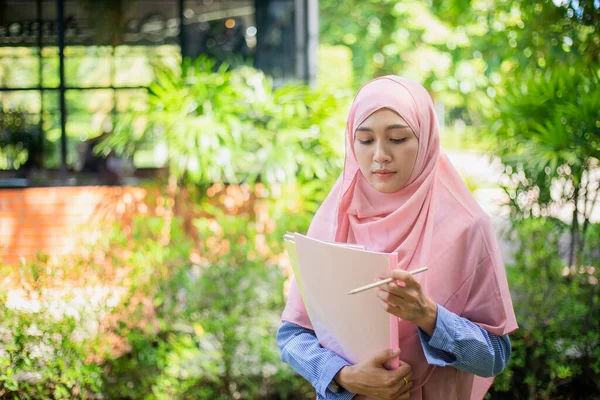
[65,89,114,169]
[113,45,180,86]
[65,89,113,114]
[0,99,42,171]
[115,89,148,113]
[0,91,42,113]
[151,45,182,72]
[64,0,93,46]
[42,89,60,112]
[0,47,41,88]
[183,0,256,55]
[65,46,112,87]
[120,1,179,46]
[67,111,113,140]
[254,0,295,82]
[41,0,58,47]
[40,91,64,169]
[113,46,153,87]
[65,89,112,169]
[42,111,61,169]
[42,47,59,88]
[68,118,114,170]
[0,4,43,46]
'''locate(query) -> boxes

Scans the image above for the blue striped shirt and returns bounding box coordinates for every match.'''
[277,304,511,399]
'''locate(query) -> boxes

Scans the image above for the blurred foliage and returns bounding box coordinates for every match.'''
[485,63,599,265]
[0,299,104,399]
[490,219,600,399]
[319,0,600,130]
[0,108,50,172]
[100,57,351,249]
[0,183,318,399]
[0,254,112,398]
[104,56,349,192]
[317,45,354,89]
[2,189,598,399]
[97,191,315,399]
[319,2,600,397]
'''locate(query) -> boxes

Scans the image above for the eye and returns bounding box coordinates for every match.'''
[358,139,373,145]
[390,138,407,144]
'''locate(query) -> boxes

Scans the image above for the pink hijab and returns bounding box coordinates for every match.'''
[281,76,518,399]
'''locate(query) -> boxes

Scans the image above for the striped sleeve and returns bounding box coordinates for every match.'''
[418,304,512,377]
[277,321,356,399]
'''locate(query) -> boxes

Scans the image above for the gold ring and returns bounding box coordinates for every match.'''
[404,377,409,386]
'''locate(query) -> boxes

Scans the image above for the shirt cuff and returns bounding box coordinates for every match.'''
[417,304,458,366]
[316,355,355,399]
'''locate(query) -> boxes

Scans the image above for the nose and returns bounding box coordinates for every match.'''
[373,141,392,165]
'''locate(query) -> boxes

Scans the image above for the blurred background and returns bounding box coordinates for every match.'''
[0,0,598,398]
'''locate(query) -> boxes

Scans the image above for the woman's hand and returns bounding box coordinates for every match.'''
[335,348,413,400]
[377,269,437,336]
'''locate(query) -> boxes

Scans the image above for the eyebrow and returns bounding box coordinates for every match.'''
[356,124,410,132]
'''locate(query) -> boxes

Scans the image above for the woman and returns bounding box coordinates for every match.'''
[277,76,518,400]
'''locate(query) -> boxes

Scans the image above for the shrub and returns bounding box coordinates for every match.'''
[490,219,600,399]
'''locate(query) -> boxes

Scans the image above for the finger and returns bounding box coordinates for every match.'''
[390,269,421,289]
[393,389,411,400]
[381,282,413,300]
[371,348,401,366]
[378,289,411,312]
[398,376,413,395]
[397,362,412,376]
[391,365,412,382]
[393,362,412,378]
[390,269,420,288]
[378,296,418,321]
[379,299,403,318]
[378,286,420,313]
[377,287,403,304]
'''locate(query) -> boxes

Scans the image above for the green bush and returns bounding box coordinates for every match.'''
[0,259,106,399]
[101,208,314,399]
[0,191,317,399]
[490,219,600,399]
[484,63,600,267]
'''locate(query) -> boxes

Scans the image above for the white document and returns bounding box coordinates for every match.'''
[286,232,399,367]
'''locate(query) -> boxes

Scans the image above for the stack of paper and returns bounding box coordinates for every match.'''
[284,232,399,368]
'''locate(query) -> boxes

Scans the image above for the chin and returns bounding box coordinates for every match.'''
[371,181,402,193]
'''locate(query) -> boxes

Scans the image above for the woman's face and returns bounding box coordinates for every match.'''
[353,108,419,193]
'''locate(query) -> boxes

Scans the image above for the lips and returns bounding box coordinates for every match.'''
[373,170,396,180]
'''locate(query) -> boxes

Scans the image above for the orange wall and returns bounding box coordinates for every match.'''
[0,186,147,266]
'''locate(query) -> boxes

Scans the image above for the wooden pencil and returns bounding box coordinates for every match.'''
[347,266,428,295]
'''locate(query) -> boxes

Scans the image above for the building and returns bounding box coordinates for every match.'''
[0,0,318,183]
